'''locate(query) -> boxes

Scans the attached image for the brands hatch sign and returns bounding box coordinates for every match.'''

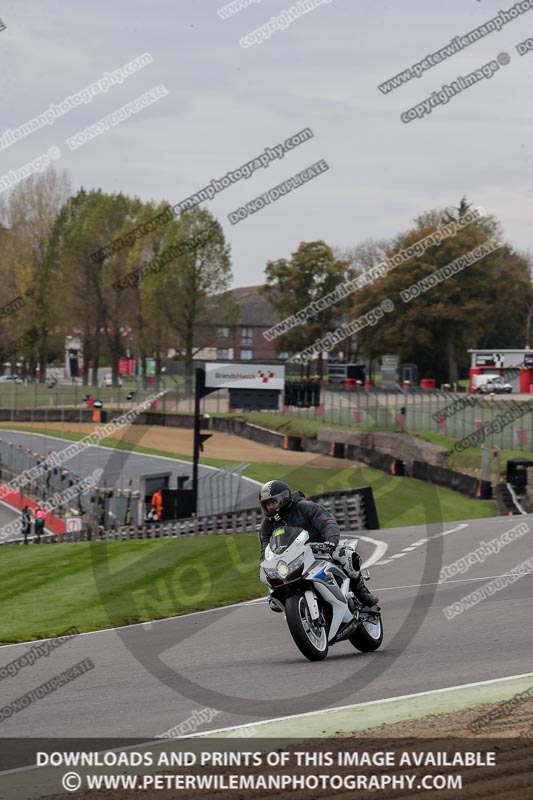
[205,362,285,390]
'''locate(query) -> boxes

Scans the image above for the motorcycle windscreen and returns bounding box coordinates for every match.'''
[269,525,302,555]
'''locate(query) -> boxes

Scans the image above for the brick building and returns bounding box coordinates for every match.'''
[198,285,286,362]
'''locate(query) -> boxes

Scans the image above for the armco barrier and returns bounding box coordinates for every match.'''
[312,487,380,531]
[212,417,285,448]
[1,486,379,545]
[411,461,480,497]
[345,443,397,474]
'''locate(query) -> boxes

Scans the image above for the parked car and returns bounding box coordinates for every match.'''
[477,376,512,394]
[0,375,23,384]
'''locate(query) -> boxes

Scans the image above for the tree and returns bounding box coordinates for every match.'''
[142,207,232,389]
[349,200,532,384]
[263,241,351,376]
[46,189,142,385]
[0,168,71,380]
[476,247,533,351]
[119,200,183,383]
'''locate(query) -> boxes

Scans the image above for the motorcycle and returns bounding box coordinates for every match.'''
[260,526,383,661]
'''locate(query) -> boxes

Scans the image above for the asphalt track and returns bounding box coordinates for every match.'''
[0,513,531,747]
[0,430,260,521]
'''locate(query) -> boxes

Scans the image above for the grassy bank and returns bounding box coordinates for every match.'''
[242,462,495,528]
[0,536,262,643]
[225,413,529,475]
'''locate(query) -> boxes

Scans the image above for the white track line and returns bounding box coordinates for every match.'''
[0,598,264,650]
[248,572,533,598]
[377,572,533,591]
[373,523,469,568]
[179,671,533,738]
[357,535,388,568]
[5,672,532,778]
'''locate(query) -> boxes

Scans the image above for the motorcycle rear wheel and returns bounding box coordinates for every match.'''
[349,613,383,652]
[285,593,328,661]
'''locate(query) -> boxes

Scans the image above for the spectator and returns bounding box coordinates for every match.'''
[150,488,163,521]
[34,505,45,542]
[21,506,31,545]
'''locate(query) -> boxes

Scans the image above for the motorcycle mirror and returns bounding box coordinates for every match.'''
[297,530,309,543]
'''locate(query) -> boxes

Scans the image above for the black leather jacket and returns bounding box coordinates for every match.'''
[260,497,340,559]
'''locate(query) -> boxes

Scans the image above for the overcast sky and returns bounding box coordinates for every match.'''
[2,0,532,287]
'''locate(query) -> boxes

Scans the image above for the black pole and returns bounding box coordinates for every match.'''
[192,367,214,516]
[192,368,202,515]
[124,479,133,525]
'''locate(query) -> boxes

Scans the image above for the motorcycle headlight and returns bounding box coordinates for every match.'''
[277,560,289,578]
[266,556,305,582]
[263,567,278,579]
[287,554,304,575]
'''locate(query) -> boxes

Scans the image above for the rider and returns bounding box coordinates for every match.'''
[259,480,379,608]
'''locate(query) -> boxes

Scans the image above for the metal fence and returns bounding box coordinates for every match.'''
[279,387,533,453]
[1,487,375,546]
[0,379,242,417]
[2,375,532,452]
[0,437,101,535]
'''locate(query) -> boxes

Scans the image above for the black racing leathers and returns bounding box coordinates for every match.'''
[260,499,340,559]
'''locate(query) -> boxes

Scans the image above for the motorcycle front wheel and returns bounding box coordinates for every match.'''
[285,593,329,661]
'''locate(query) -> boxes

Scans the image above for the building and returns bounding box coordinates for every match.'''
[197,285,286,362]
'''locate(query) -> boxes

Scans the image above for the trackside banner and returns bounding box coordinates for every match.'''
[205,362,285,390]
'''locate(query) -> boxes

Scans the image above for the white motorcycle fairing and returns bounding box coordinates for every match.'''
[261,530,354,642]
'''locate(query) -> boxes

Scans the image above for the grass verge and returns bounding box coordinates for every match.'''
[0,535,262,644]
[243,463,495,528]
[221,414,530,475]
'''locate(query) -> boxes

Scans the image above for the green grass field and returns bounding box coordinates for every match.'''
[0,536,263,643]
[243,462,495,528]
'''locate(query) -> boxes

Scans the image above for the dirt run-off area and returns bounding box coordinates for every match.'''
[40,699,533,800]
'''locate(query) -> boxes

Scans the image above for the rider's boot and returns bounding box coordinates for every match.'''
[350,573,379,608]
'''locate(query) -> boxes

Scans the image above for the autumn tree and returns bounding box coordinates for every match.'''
[0,168,71,380]
[262,241,351,376]
[139,206,233,389]
[46,189,145,384]
[350,200,532,384]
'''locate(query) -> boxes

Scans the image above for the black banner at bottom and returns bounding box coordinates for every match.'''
[0,736,531,799]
